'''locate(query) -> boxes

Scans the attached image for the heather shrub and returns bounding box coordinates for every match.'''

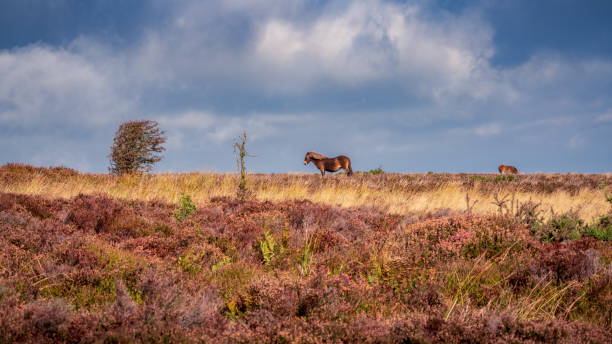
[573,265,612,326]
[1,191,610,342]
[536,239,600,282]
[65,194,119,233]
[110,280,137,322]
[23,298,72,338]
[394,215,533,267]
[14,194,53,219]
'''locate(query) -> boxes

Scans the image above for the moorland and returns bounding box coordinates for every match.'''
[1,163,611,343]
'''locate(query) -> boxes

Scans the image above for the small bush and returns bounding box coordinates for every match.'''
[470,175,491,182]
[536,239,599,282]
[259,230,277,265]
[582,215,612,241]
[173,194,196,221]
[368,166,384,175]
[495,174,517,182]
[531,211,583,242]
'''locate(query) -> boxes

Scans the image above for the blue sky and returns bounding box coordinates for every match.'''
[1,0,611,173]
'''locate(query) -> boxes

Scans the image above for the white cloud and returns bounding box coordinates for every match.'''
[0,44,133,127]
[568,134,585,149]
[120,1,499,98]
[156,110,312,147]
[474,123,501,136]
[248,1,497,96]
[595,112,612,123]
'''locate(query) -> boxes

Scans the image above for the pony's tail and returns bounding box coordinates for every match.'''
[348,160,353,176]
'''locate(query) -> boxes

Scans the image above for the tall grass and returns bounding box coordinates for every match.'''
[2,164,610,223]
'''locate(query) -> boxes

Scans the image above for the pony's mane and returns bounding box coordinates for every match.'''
[307,152,328,160]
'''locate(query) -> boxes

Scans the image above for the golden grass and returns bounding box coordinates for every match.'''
[2,169,610,223]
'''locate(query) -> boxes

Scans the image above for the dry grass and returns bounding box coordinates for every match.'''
[2,164,610,223]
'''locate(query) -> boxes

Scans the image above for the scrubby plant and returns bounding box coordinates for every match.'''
[532,211,584,242]
[470,175,492,182]
[515,198,544,227]
[109,120,166,175]
[233,130,255,200]
[368,166,384,175]
[173,194,196,221]
[259,230,278,266]
[495,174,517,182]
[582,215,612,241]
[298,234,315,276]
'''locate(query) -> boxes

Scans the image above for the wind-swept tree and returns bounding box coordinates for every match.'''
[109,120,166,174]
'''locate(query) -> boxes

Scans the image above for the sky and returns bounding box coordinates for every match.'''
[1,0,611,174]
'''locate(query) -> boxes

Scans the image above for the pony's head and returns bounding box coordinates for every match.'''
[304,152,327,165]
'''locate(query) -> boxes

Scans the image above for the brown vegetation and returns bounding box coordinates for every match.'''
[0,168,611,342]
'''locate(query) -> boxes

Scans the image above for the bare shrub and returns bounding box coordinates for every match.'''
[233,130,256,200]
[515,198,544,227]
[464,192,478,213]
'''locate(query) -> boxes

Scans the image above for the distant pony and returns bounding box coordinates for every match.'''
[498,164,519,175]
[304,152,353,176]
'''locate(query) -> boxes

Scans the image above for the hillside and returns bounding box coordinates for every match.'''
[1,164,611,343]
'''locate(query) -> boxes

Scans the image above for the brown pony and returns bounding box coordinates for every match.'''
[498,164,519,175]
[304,152,353,176]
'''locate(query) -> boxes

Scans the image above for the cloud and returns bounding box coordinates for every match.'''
[595,112,612,123]
[568,134,585,149]
[473,123,501,136]
[0,44,133,128]
[156,110,312,147]
[248,1,497,97]
[124,0,499,98]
